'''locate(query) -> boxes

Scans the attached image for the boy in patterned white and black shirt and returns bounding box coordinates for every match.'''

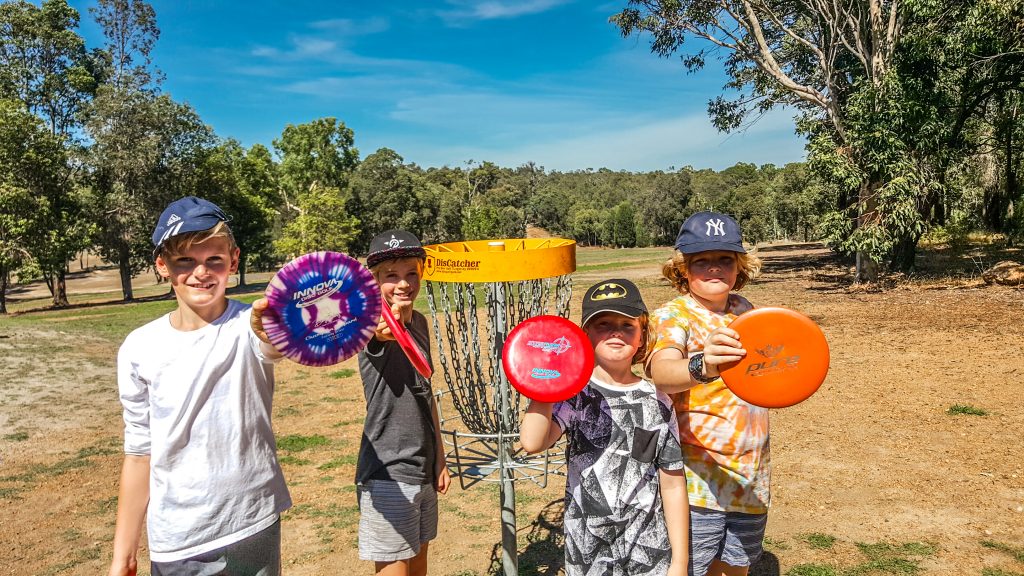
[521,279,689,576]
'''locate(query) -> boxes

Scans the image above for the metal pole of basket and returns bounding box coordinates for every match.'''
[423,239,575,576]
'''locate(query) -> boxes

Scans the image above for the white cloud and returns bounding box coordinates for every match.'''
[309,17,390,36]
[437,0,573,25]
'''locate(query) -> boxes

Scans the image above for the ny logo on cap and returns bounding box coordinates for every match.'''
[386,235,404,248]
[705,218,725,237]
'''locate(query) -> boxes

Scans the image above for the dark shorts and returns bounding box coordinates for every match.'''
[151,518,281,576]
[689,507,768,576]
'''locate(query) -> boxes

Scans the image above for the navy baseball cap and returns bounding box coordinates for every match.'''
[152,196,229,253]
[674,211,746,254]
[366,229,426,268]
[581,278,648,326]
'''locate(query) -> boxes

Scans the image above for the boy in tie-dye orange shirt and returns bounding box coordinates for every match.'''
[648,211,770,576]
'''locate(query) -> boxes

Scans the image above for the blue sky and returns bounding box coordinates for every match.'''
[69,0,807,172]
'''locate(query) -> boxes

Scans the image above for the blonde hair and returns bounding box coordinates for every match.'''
[662,250,761,294]
[369,256,425,282]
[158,221,237,259]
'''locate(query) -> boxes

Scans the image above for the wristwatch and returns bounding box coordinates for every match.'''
[688,352,717,384]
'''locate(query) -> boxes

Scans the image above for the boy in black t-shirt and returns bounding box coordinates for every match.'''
[355,230,450,576]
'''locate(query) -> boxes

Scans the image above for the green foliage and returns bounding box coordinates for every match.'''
[327,369,355,379]
[805,532,838,549]
[349,148,424,254]
[84,86,214,299]
[273,117,359,206]
[274,186,360,256]
[786,565,837,576]
[947,404,988,416]
[276,434,331,452]
[981,540,1024,563]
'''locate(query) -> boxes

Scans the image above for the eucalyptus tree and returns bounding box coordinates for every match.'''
[0,0,100,305]
[194,139,278,286]
[614,0,905,279]
[84,0,216,300]
[348,148,422,254]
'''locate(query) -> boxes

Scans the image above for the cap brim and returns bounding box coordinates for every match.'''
[581,306,646,327]
[675,241,746,254]
[367,247,426,268]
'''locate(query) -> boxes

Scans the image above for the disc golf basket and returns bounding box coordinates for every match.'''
[423,238,576,576]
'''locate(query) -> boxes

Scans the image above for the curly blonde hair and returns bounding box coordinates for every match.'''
[662,250,761,294]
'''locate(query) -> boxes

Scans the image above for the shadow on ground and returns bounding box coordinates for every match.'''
[488,498,781,576]
[490,499,565,575]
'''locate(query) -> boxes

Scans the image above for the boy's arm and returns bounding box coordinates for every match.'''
[249,298,284,360]
[659,468,689,575]
[431,395,450,494]
[108,455,150,576]
[649,348,699,394]
[650,326,747,394]
[520,400,563,454]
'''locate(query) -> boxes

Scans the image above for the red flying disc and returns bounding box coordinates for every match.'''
[501,315,595,403]
[380,294,433,379]
[718,307,829,408]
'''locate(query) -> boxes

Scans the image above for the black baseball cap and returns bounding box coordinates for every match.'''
[675,211,746,254]
[366,229,426,268]
[152,196,229,254]
[581,278,647,326]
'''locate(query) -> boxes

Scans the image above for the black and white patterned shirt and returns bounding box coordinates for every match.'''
[552,378,685,575]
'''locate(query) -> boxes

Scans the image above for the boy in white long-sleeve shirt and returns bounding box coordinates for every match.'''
[108,196,291,576]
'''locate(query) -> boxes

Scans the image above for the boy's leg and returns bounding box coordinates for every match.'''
[688,506,726,576]
[710,511,767,576]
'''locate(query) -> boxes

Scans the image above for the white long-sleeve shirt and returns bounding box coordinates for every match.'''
[118,299,291,562]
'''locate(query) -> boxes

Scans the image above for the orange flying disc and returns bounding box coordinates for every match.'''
[718,307,829,408]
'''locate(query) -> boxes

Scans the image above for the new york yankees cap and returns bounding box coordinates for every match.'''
[581,278,648,327]
[366,229,426,268]
[674,211,746,254]
[151,196,229,254]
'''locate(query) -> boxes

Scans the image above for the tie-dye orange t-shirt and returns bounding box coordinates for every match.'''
[650,293,771,514]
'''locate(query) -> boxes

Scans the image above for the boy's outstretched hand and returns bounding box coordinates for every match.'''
[250,298,284,360]
[374,300,413,341]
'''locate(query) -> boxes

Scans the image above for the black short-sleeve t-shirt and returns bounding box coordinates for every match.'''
[355,311,436,485]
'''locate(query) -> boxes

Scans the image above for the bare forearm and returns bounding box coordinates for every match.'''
[650,354,700,394]
[109,455,150,575]
[520,401,561,454]
[659,469,689,565]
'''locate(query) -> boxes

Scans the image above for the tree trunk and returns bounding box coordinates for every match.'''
[238,253,247,288]
[119,244,134,301]
[855,179,881,283]
[0,266,8,315]
[52,269,69,307]
[889,234,918,273]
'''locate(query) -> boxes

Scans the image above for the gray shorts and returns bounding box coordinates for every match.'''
[357,479,438,562]
[689,507,768,576]
[151,518,281,576]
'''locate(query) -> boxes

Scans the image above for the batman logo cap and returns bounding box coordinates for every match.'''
[581,278,647,326]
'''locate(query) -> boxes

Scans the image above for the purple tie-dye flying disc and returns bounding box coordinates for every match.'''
[262,251,381,367]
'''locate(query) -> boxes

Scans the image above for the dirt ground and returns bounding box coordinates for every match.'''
[1,242,1023,575]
